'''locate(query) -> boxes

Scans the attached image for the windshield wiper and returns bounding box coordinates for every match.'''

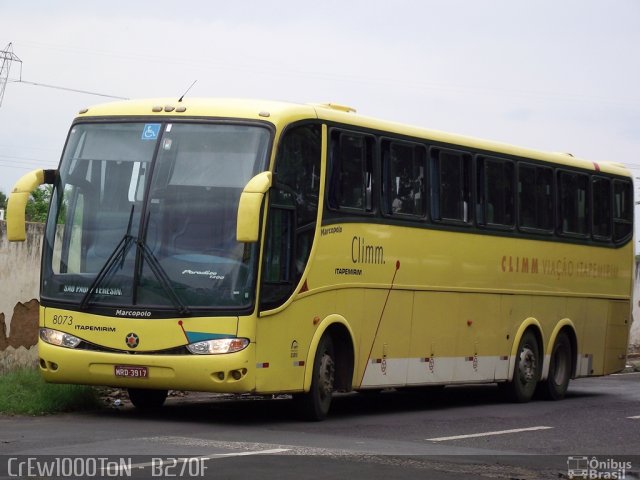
[79,234,134,310]
[80,206,137,310]
[79,205,191,316]
[136,240,191,316]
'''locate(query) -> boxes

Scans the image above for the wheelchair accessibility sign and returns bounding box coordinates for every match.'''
[141,124,161,140]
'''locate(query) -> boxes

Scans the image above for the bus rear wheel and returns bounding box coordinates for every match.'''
[128,388,168,409]
[294,335,335,421]
[505,330,540,403]
[539,331,572,400]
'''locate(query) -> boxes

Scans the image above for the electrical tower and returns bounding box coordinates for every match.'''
[0,43,22,107]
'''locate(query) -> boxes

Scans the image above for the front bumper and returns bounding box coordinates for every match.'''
[37,340,256,393]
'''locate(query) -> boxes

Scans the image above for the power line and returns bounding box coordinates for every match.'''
[11,79,128,100]
[2,42,128,104]
[0,158,57,167]
[15,39,640,109]
[0,162,55,172]
[0,153,53,163]
[0,154,58,171]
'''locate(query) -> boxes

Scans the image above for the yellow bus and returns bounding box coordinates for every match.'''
[7,98,633,420]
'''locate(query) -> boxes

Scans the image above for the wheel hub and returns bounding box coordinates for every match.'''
[518,346,537,383]
[318,353,335,399]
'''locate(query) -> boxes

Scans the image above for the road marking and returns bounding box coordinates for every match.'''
[212,448,291,457]
[627,415,640,419]
[426,426,553,442]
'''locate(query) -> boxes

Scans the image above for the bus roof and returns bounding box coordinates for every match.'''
[77,97,630,178]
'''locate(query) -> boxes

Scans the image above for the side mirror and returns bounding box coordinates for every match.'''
[7,169,56,241]
[236,171,273,243]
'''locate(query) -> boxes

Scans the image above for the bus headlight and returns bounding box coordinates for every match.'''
[186,338,249,355]
[39,328,81,348]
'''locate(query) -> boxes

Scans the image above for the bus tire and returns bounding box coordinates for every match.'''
[539,331,572,400]
[505,330,540,403]
[295,335,335,421]
[128,388,168,409]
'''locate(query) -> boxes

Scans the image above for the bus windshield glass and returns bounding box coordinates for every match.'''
[42,122,271,313]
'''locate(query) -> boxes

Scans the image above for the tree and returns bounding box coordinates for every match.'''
[25,185,51,223]
[0,190,6,210]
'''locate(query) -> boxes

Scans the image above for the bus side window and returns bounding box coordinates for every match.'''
[559,170,589,236]
[382,140,426,217]
[613,179,633,242]
[262,207,294,284]
[592,176,612,240]
[430,148,472,224]
[517,164,554,233]
[261,123,321,311]
[476,156,515,228]
[329,131,374,213]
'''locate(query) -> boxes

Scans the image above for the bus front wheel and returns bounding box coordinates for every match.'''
[505,330,540,403]
[294,335,335,421]
[128,388,168,409]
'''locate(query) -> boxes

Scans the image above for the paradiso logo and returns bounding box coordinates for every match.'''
[125,333,139,349]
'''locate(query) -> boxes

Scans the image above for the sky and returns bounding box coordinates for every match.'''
[1,0,640,240]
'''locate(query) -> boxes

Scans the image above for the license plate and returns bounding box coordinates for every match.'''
[114,365,148,378]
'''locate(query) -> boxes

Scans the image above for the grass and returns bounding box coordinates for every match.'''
[0,368,101,415]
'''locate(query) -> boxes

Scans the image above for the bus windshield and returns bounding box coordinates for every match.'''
[42,122,271,314]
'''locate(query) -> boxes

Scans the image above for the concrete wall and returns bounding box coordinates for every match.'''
[0,220,42,373]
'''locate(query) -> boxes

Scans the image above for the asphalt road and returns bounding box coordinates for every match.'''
[1,372,639,479]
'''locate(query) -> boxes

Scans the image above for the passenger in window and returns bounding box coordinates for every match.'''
[343,183,363,208]
[396,167,412,214]
[412,176,424,214]
[392,196,403,213]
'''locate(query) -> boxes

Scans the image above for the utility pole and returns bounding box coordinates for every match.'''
[0,43,22,107]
